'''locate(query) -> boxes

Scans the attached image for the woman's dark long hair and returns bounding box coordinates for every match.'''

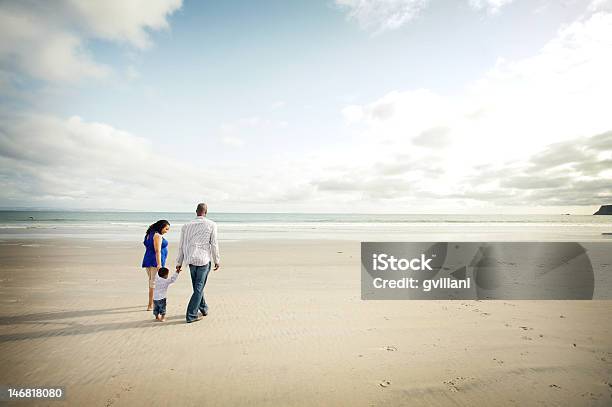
[144,220,170,242]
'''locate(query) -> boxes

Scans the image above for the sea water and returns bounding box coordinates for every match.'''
[0,211,611,242]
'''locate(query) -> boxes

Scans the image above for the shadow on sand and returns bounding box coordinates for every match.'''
[0,306,189,342]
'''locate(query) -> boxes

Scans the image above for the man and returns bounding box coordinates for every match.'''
[176,203,221,323]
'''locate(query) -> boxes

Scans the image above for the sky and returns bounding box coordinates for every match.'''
[0,0,611,214]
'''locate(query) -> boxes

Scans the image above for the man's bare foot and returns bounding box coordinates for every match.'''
[187,315,204,323]
[160,316,166,322]
[147,306,153,311]
[155,315,160,321]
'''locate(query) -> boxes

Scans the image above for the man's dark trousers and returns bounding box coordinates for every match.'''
[186,263,210,322]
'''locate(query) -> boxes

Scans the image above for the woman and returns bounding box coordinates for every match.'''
[142,219,170,311]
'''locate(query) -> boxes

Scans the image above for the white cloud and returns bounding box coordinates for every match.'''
[588,0,612,12]
[0,113,229,209]
[0,112,316,211]
[335,0,514,32]
[330,7,612,208]
[468,0,514,14]
[0,6,109,82]
[64,0,182,49]
[310,131,612,207]
[335,0,431,33]
[0,0,182,83]
[342,89,453,131]
[1,1,609,213]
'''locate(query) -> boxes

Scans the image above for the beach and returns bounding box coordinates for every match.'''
[3,0,612,404]
[1,238,611,406]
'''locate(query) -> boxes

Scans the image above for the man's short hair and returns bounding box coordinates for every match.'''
[196,203,207,215]
[158,267,169,278]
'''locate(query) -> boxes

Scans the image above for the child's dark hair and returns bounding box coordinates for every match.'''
[158,267,169,278]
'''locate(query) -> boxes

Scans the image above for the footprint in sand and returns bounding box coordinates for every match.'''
[379,380,391,388]
[105,384,133,406]
[443,376,472,392]
[383,346,397,352]
[580,391,601,400]
[443,380,459,392]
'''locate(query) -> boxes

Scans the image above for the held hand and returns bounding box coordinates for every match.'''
[214,263,220,271]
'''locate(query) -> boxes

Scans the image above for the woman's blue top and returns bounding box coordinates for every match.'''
[142,233,168,268]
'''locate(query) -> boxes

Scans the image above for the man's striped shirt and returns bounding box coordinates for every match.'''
[176,216,220,267]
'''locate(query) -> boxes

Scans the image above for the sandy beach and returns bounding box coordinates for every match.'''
[0,239,611,406]
[2,0,612,405]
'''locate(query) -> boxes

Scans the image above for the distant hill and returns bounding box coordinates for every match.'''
[593,205,612,215]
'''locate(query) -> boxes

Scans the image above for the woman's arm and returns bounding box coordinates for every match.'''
[154,233,162,268]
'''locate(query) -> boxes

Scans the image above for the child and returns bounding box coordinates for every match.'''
[153,267,180,322]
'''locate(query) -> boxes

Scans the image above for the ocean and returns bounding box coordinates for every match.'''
[0,211,611,242]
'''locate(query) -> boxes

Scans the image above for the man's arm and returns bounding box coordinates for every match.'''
[176,225,186,271]
[210,223,221,270]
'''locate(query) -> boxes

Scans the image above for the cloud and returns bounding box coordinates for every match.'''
[335,0,431,33]
[342,89,452,135]
[332,5,612,209]
[64,0,182,49]
[1,1,609,213]
[310,150,447,202]
[468,0,514,14]
[0,6,109,82]
[350,7,612,152]
[0,112,235,209]
[0,0,182,83]
[310,131,611,206]
[0,112,319,211]
[499,175,571,190]
[335,0,515,32]
[461,131,612,206]
[314,176,418,199]
[589,0,612,13]
[413,126,452,148]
